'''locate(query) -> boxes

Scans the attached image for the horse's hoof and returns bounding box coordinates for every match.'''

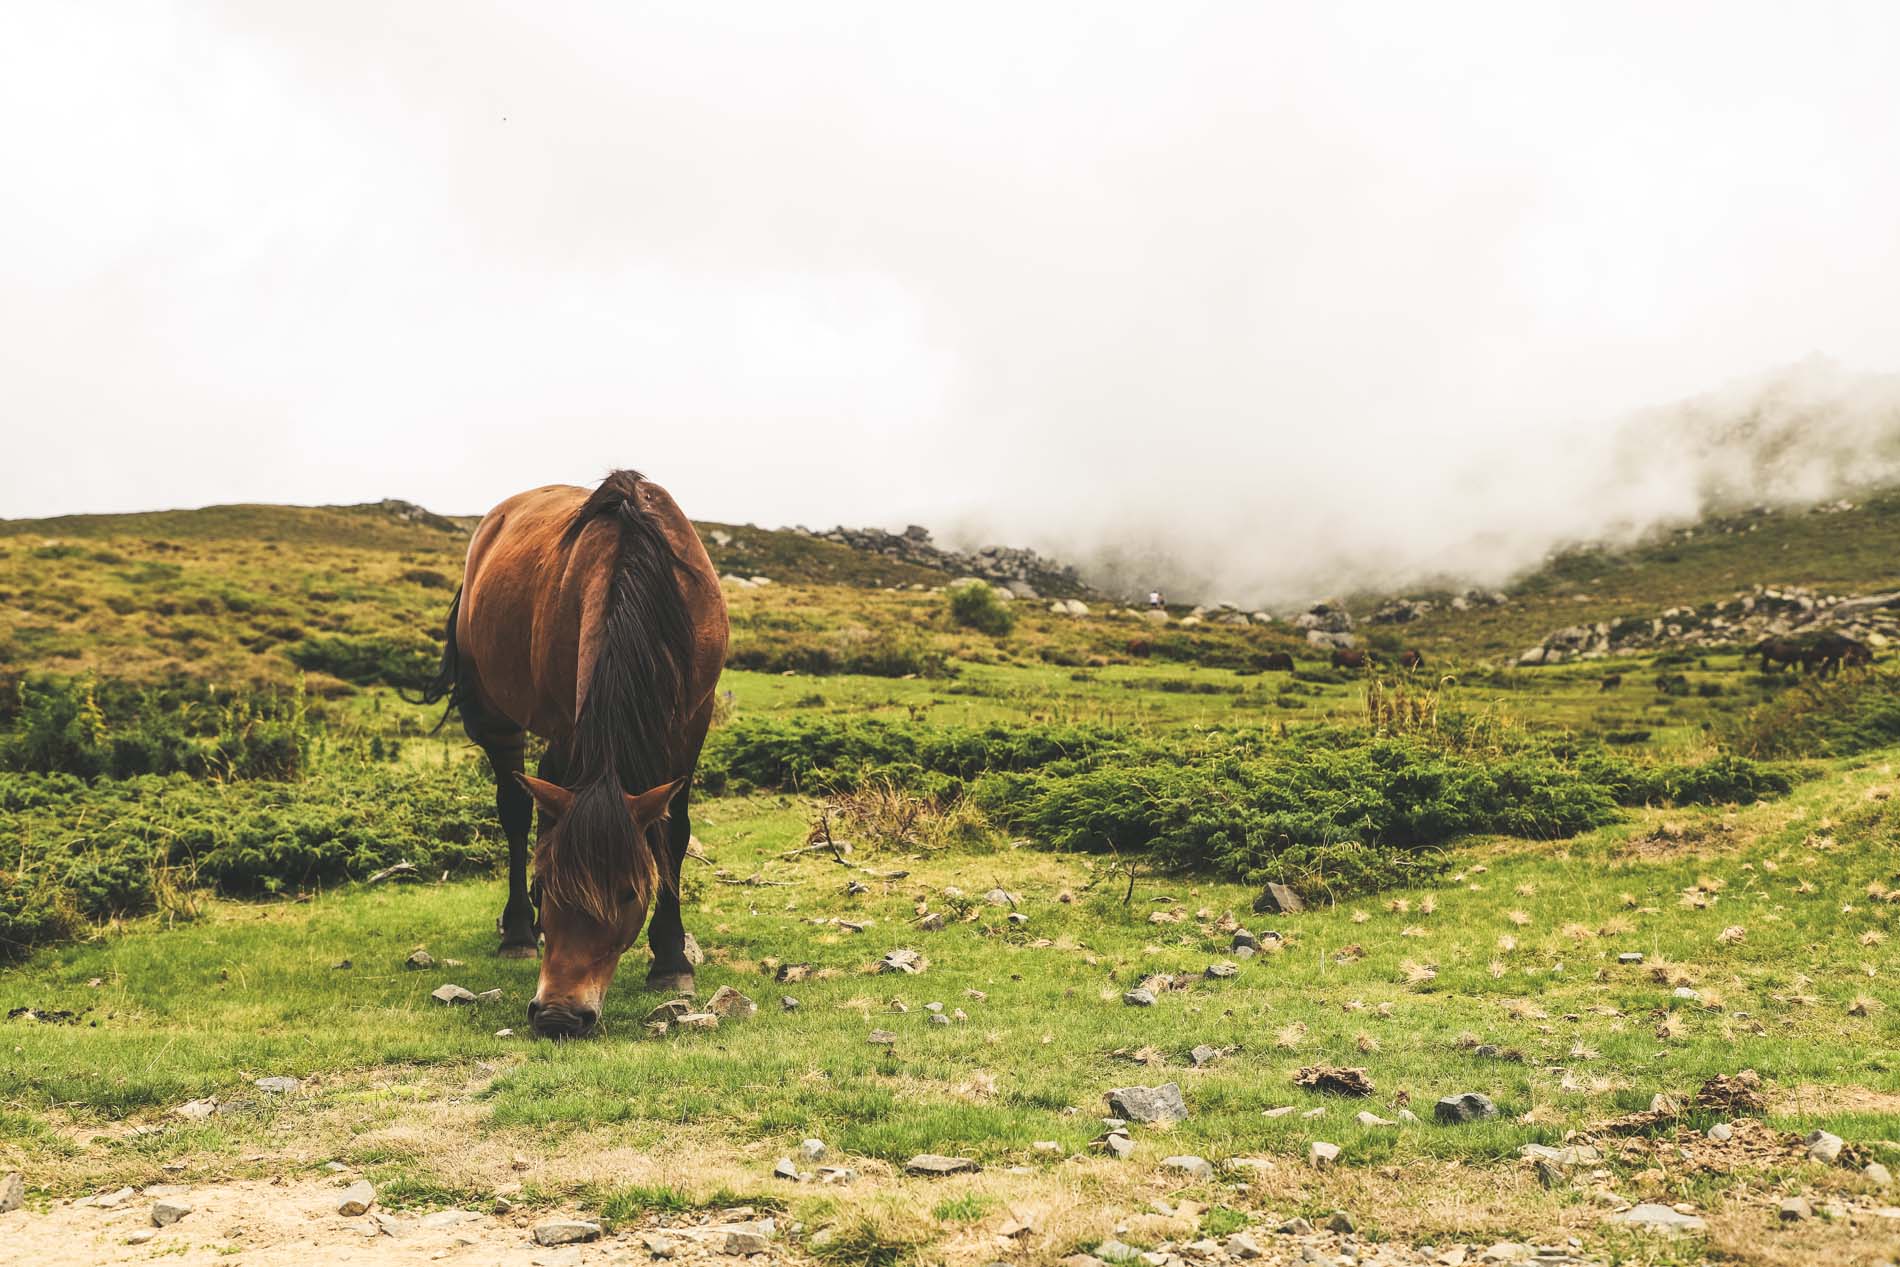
[497,943,538,960]
[647,970,696,995]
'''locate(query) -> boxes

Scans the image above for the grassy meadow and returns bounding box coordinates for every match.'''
[3,499,1900,1265]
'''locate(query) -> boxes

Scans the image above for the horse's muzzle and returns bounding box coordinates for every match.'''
[527,999,598,1039]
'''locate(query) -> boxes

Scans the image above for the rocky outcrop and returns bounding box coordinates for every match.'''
[796,524,1089,598]
[1518,585,1900,665]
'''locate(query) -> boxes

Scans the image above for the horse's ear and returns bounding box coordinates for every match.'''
[624,777,685,826]
[515,772,575,817]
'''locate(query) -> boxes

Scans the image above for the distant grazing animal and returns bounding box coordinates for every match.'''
[1397,649,1425,671]
[1331,647,1371,670]
[1261,651,1295,672]
[1599,673,1622,692]
[415,471,729,1039]
[1755,637,1806,673]
[1805,631,1873,677]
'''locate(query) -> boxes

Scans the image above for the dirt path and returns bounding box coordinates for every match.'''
[1,1178,800,1267]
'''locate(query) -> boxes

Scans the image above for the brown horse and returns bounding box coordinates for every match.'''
[1331,647,1371,670]
[1397,648,1425,671]
[1261,651,1295,672]
[419,471,728,1038]
[1756,637,1805,673]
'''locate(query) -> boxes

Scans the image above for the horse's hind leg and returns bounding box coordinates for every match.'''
[644,772,697,995]
[463,703,537,958]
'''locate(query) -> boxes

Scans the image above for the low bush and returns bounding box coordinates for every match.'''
[1727,667,1900,758]
[0,760,504,960]
[947,582,1016,637]
[1,675,312,781]
[287,633,439,688]
[726,626,952,679]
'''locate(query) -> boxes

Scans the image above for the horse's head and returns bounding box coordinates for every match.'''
[515,773,682,1038]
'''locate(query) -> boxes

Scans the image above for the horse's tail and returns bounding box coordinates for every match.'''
[398,587,464,733]
[540,471,696,922]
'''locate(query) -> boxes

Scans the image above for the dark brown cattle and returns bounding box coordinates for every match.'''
[1261,651,1295,672]
[1806,631,1873,677]
[416,471,729,1038]
[1331,647,1371,670]
[1599,673,1622,691]
[1756,637,1805,673]
[1397,649,1425,671]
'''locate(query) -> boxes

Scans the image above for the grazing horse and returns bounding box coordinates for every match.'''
[1261,651,1295,672]
[1806,631,1873,677]
[1397,649,1425,671]
[419,471,728,1038]
[1756,637,1805,673]
[1599,673,1622,692]
[1331,647,1371,670]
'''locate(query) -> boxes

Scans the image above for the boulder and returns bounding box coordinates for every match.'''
[1106,1083,1189,1124]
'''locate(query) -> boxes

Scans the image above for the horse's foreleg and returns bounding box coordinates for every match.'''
[645,775,696,995]
[482,734,538,958]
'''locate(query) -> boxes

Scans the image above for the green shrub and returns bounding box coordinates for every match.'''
[1,675,312,781]
[947,582,1015,637]
[726,627,951,679]
[1727,667,1900,758]
[287,633,438,687]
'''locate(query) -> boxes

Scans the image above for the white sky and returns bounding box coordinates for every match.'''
[6,4,1900,600]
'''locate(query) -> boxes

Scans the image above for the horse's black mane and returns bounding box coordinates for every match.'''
[537,470,696,922]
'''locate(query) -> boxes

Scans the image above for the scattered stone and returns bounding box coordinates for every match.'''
[476,989,502,1003]
[1160,1155,1213,1180]
[430,984,477,1005]
[1107,1083,1188,1124]
[646,999,695,1024]
[1007,912,1029,927]
[1612,1204,1707,1233]
[1226,1232,1263,1259]
[0,1172,23,1214]
[1279,1217,1315,1235]
[1204,961,1239,980]
[254,1076,299,1095]
[87,1187,135,1210]
[1034,1140,1063,1155]
[905,1154,978,1175]
[1806,1130,1846,1165]
[1435,1093,1498,1123]
[1254,883,1304,915]
[643,1232,678,1258]
[879,948,925,975]
[1263,1105,1296,1118]
[173,1097,219,1121]
[676,1012,719,1031]
[1618,952,1644,964]
[1189,1044,1220,1068]
[707,986,757,1018]
[817,1166,858,1184]
[1096,1239,1142,1263]
[336,1180,376,1216]
[1308,1141,1340,1168]
[1123,988,1157,1007]
[773,1158,802,1181]
[1355,1111,1395,1127]
[151,1198,192,1227]
[1232,930,1261,951]
[644,1021,670,1038]
[1325,1211,1355,1234]
[404,949,434,970]
[124,1229,156,1245]
[780,996,800,1011]
[1867,1161,1894,1187]
[800,1138,827,1161]
[927,1012,950,1026]
[984,888,1018,907]
[918,913,946,932]
[532,1220,603,1246]
[867,1028,898,1046]
[1706,1122,1733,1141]
[1778,1196,1811,1221]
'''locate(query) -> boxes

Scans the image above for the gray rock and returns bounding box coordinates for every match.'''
[404,949,434,970]
[707,986,756,1018]
[676,1012,719,1030]
[1706,1122,1732,1141]
[1867,1161,1894,1187]
[1123,988,1157,1007]
[800,1138,827,1161]
[1617,952,1644,964]
[1096,1240,1142,1263]
[0,1172,22,1214]
[1325,1210,1354,1233]
[780,996,800,1011]
[336,1180,376,1216]
[1777,1196,1810,1221]
[682,932,705,966]
[1232,930,1260,951]
[905,1154,978,1175]
[173,1097,219,1120]
[643,1232,679,1258]
[985,888,1018,906]
[879,948,924,975]
[773,1158,802,1181]
[430,984,477,1005]
[867,1028,898,1045]
[927,1013,950,1026]
[1226,1232,1263,1259]
[475,989,503,1003]
[124,1229,155,1245]
[1806,1130,1845,1164]
[1101,1132,1136,1160]
[1254,883,1304,915]
[1307,1141,1340,1167]
[254,1076,299,1094]
[1107,1083,1188,1124]
[1612,1204,1707,1233]
[1189,1044,1220,1068]
[918,913,946,931]
[1204,961,1239,980]
[150,1197,191,1226]
[1435,1093,1498,1123]
[1160,1155,1213,1179]
[1278,1217,1314,1235]
[646,999,695,1024]
[532,1220,603,1246]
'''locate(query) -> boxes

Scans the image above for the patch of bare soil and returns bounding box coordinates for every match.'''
[0,1178,803,1266]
